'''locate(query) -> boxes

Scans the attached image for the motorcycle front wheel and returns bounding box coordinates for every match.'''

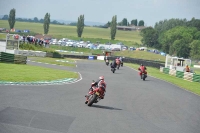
[142,74,145,81]
[87,94,97,106]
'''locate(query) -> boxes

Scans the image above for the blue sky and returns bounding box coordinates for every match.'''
[0,0,199,26]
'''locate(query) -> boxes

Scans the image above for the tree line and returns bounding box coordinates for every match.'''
[140,18,200,60]
[2,14,64,25]
[5,8,119,41]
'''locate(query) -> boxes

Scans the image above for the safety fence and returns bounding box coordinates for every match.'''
[160,67,200,83]
[0,52,27,64]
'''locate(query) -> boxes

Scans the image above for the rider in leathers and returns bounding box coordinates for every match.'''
[138,64,147,79]
[85,76,107,104]
[110,59,117,69]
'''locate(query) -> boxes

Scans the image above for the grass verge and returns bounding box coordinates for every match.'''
[0,63,78,82]
[28,57,76,67]
[126,63,200,96]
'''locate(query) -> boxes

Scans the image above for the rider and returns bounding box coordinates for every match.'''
[115,57,121,67]
[85,76,107,104]
[138,64,147,79]
[104,56,109,63]
[110,59,117,69]
[115,57,120,62]
[119,57,123,63]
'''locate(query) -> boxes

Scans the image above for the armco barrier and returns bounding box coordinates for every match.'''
[63,54,97,60]
[160,67,200,83]
[18,50,46,57]
[88,56,94,60]
[108,56,164,69]
[55,53,164,69]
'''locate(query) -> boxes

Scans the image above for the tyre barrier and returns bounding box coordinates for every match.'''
[160,67,200,83]
[183,72,193,82]
[169,69,176,76]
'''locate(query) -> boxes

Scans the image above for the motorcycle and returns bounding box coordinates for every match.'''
[120,62,123,67]
[116,60,121,69]
[141,72,147,81]
[111,67,116,73]
[105,59,109,66]
[85,81,105,106]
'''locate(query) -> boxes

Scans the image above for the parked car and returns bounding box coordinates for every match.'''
[111,48,120,51]
[129,47,136,51]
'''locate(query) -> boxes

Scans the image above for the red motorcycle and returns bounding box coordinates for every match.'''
[85,81,105,106]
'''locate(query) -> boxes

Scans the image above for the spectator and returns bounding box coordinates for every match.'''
[185,65,190,72]
[23,34,25,42]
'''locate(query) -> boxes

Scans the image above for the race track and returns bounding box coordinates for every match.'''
[0,60,200,133]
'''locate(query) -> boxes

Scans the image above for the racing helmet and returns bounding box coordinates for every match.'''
[141,64,143,66]
[99,76,104,80]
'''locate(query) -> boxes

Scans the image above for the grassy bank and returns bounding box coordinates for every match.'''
[126,63,200,96]
[0,63,78,82]
[0,20,142,46]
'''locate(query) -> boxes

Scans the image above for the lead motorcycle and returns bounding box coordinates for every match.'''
[85,81,105,106]
[141,72,147,81]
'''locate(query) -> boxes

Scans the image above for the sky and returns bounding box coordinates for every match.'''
[0,0,200,26]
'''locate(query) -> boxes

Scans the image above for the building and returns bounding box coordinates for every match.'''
[116,25,146,31]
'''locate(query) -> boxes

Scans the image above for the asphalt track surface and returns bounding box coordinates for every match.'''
[0,60,200,133]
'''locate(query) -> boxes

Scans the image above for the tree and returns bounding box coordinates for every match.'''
[40,19,44,23]
[2,15,8,20]
[194,31,200,40]
[110,15,117,40]
[138,20,144,26]
[33,17,39,22]
[140,27,159,48]
[117,22,122,26]
[187,17,200,30]
[8,8,16,29]
[105,21,111,27]
[77,14,84,37]
[122,18,128,26]
[154,18,187,34]
[131,19,137,26]
[159,26,197,57]
[190,40,200,60]
[43,13,50,34]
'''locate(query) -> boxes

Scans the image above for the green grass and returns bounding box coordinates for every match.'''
[0,33,6,39]
[28,57,76,67]
[0,63,78,82]
[126,63,200,96]
[0,20,142,46]
[193,68,200,74]
[113,50,166,62]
